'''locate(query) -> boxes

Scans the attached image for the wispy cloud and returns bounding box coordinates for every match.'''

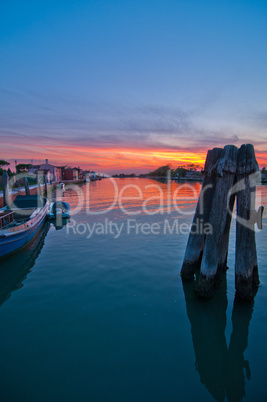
[1,87,266,171]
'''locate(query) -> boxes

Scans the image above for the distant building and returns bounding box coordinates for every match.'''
[34,169,51,183]
[78,168,85,180]
[28,159,86,182]
[28,164,42,175]
[29,159,64,182]
[175,170,203,181]
[63,167,79,181]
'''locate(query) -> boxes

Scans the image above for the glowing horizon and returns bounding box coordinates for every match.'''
[2,144,266,175]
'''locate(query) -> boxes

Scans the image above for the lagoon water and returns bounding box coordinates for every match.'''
[0,178,267,401]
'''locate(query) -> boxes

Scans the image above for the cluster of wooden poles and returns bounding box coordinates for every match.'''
[181,144,264,300]
[2,172,49,207]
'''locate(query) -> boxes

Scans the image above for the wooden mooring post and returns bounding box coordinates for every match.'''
[235,144,262,299]
[2,171,9,207]
[37,177,42,196]
[23,177,30,196]
[181,144,263,300]
[181,147,223,279]
[44,176,48,196]
[196,145,238,296]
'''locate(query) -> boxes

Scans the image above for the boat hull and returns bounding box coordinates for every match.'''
[0,199,48,260]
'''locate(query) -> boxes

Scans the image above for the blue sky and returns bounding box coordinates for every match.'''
[1,0,266,172]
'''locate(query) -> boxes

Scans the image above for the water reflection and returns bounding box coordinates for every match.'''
[50,218,70,230]
[0,221,50,307]
[226,299,254,402]
[63,178,201,216]
[182,275,255,402]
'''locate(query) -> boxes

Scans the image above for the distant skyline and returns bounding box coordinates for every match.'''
[1,0,267,173]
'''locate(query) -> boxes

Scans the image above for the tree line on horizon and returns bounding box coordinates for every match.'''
[0,160,32,177]
[139,163,203,178]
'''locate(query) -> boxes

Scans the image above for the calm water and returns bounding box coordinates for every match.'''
[0,178,266,402]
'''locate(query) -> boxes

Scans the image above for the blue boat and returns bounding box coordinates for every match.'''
[47,201,70,219]
[47,200,70,230]
[0,220,50,306]
[0,195,49,260]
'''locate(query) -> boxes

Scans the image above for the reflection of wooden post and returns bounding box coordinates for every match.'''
[181,148,223,279]
[226,297,255,401]
[235,144,261,299]
[2,172,9,206]
[182,273,228,401]
[24,177,30,196]
[196,145,238,296]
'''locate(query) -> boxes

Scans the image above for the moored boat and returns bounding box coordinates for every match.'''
[47,201,70,219]
[0,195,48,259]
[0,220,50,306]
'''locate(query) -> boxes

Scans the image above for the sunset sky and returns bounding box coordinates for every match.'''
[1,0,267,174]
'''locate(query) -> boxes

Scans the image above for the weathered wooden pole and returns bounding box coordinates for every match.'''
[181,147,223,279]
[37,175,42,196]
[196,145,238,297]
[235,144,262,299]
[182,143,262,299]
[2,171,9,206]
[23,177,30,196]
[44,176,48,196]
